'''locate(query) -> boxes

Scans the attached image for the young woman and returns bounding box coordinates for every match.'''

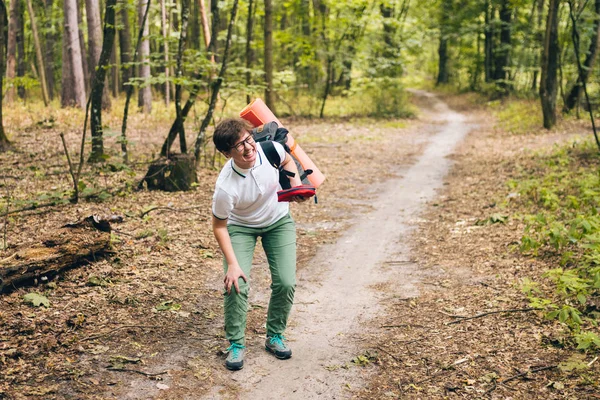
[211,118,306,370]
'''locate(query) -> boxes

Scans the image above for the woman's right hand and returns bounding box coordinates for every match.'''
[224,265,248,295]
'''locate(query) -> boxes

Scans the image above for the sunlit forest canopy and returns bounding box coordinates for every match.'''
[1,0,600,143]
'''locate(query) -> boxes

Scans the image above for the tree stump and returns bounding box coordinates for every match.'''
[0,215,114,293]
[142,153,198,192]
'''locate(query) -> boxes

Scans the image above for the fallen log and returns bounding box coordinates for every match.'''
[0,215,115,293]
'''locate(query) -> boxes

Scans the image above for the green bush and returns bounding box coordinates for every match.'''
[512,139,600,351]
[488,99,542,135]
[354,77,415,118]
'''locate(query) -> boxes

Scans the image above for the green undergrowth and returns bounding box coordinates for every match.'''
[277,78,416,119]
[509,139,600,351]
[488,98,542,135]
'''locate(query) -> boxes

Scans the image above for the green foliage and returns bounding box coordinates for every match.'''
[135,229,154,240]
[475,213,508,226]
[575,331,600,350]
[23,293,50,308]
[87,276,112,287]
[488,100,542,135]
[355,78,414,118]
[3,76,42,93]
[276,77,414,118]
[157,228,169,244]
[558,353,590,371]
[351,350,378,367]
[513,139,600,350]
[155,300,181,312]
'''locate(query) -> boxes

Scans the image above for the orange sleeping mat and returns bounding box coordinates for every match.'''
[240,98,325,188]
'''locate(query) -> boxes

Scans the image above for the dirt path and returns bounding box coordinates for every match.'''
[204,91,473,399]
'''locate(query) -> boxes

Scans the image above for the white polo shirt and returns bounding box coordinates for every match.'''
[212,142,289,228]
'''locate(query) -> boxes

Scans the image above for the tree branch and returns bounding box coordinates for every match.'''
[445,308,540,325]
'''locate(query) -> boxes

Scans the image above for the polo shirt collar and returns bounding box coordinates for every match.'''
[231,147,263,178]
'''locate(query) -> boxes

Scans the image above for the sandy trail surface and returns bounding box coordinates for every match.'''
[204,91,472,399]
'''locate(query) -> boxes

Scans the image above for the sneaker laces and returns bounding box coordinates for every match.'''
[226,343,245,359]
[268,334,286,347]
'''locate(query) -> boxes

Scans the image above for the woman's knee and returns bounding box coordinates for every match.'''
[272,278,296,294]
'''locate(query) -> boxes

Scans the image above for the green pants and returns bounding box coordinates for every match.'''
[224,214,296,345]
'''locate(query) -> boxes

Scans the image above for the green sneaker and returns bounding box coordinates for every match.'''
[265,334,292,359]
[225,343,245,370]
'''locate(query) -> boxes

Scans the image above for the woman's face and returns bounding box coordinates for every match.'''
[226,130,257,168]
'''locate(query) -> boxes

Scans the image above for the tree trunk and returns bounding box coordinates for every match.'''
[16,2,25,99]
[77,2,90,96]
[484,0,494,83]
[493,0,512,93]
[296,0,314,90]
[264,0,276,113]
[380,2,401,77]
[119,3,132,91]
[111,28,119,97]
[5,0,17,103]
[61,11,73,105]
[199,0,214,64]
[137,0,152,113]
[0,0,11,151]
[173,0,189,155]
[25,0,49,106]
[85,0,111,110]
[89,0,117,163]
[62,0,86,108]
[471,29,482,90]
[319,57,332,118]
[245,0,254,104]
[437,36,449,84]
[540,0,560,129]
[532,0,545,91]
[85,0,101,82]
[43,0,56,100]
[563,0,600,113]
[437,0,452,84]
[209,0,219,60]
[161,0,169,105]
[189,0,199,49]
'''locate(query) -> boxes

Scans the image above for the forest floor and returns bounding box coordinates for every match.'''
[0,90,599,399]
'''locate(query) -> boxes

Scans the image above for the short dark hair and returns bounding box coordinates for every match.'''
[213,118,253,152]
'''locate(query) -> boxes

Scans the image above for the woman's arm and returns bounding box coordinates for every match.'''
[212,215,247,294]
[281,153,302,187]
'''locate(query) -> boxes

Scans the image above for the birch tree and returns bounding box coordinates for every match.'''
[61,0,86,108]
[138,0,152,113]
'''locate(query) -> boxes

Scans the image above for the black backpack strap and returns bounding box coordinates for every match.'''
[260,141,294,189]
[260,141,280,168]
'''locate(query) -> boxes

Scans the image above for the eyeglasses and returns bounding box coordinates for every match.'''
[231,135,255,152]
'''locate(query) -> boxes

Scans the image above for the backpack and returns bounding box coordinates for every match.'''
[252,121,313,190]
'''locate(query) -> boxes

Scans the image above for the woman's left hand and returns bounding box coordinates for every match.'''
[290,196,308,203]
